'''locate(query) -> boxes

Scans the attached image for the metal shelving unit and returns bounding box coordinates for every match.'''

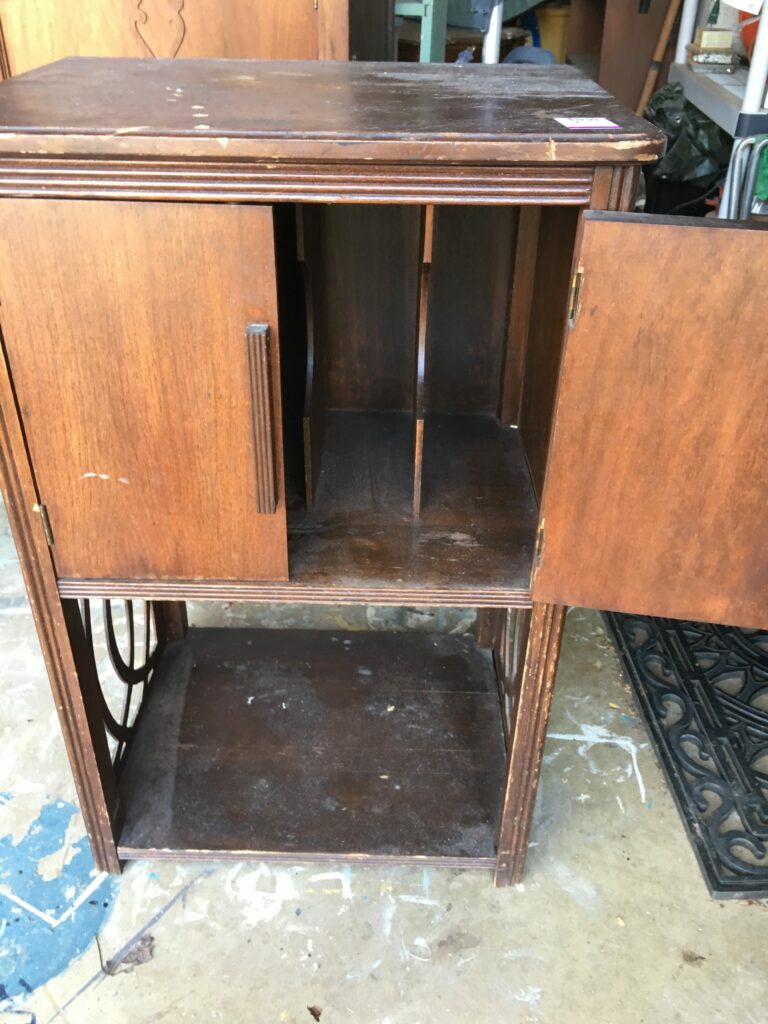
[669,0,768,137]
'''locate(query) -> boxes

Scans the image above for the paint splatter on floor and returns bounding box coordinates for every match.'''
[0,800,117,1003]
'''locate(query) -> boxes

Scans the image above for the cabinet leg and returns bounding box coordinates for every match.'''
[494,602,566,887]
[154,601,188,642]
[0,349,121,872]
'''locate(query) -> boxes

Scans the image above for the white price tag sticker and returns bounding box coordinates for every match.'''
[723,0,762,16]
[554,116,621,130]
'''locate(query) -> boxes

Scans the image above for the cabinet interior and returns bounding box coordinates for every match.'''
[277,201,579,601]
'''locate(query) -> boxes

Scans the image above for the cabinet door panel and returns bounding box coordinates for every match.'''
[533,213,767,629]
[0,199,288,581]
[0,0,326,74]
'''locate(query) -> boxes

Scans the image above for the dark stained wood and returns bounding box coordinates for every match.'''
[118,627,505,863]
[283,411,540,605]
[426,206,517,416]
[518,206,580,499]
[310,205,420,412]
[500,206,539,425]
[412,205,434,517]
[0,198,288,581]
[153,602,188,643]
[0,334,119,871]
[295,206,323,511]
[0,60,680,888]
[348,0,395,61]
[0,59,666,171]
[60,412,540,607]
[0,158,599,207]
[476,607,531,741]
[495,602,565,886]
[475,609,508,651]
[534,214,768,630]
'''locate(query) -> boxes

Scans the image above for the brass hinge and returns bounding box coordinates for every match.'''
[567,265,584,325]
[32,503,54,546]
[534,518,545,568]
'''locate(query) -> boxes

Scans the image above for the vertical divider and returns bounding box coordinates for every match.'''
[412,204,434,517]
[499,206,539,426]
[296,206,324,511]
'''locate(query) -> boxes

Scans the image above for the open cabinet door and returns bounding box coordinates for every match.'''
[532,212,767,630]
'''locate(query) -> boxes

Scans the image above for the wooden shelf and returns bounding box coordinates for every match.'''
[117,626,505,865]
[288,410,538,604]
[60,410,538,606]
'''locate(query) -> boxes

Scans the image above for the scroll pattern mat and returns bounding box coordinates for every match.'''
[605,613,768,899]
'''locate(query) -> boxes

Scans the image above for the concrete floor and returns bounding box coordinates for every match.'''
[1,498,767,1024]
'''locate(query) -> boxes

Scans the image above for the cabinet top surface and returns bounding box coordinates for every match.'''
[0,58,665,165]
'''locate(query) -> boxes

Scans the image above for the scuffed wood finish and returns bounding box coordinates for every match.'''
[0,59,666,179]
[0,0,355,75]
[0,60,676,886]
[534,214,768,630]
[0,199,288,581]
[495,602,565,886]
[0,336,119,872]
[58,577,534,610]
[117,628,505,864]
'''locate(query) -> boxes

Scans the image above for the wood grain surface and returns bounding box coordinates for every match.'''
[0,58,666,168]
[118,627,505,863]
[0,198,288,581]
[534,213,768,629]
[0,0,349,74]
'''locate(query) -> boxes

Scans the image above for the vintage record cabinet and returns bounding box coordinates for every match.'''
[0,58,764,885]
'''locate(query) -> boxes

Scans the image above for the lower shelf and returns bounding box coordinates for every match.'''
[117,627,506,866]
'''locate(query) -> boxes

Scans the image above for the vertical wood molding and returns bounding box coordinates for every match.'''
[246,323,278,516]
[297,206,324,512]
[590,165,614,210]
[494,601,566,886]
[0,333,120,872]
[499,206,536,425]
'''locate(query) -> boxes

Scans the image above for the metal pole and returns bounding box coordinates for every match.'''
[674,0,699,64]
[482,0,504,64]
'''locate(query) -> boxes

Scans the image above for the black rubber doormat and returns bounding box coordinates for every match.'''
[605,613,768,899]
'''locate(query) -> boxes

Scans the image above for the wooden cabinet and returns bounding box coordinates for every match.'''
[0,58,764,886]
[0,0,390,75]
